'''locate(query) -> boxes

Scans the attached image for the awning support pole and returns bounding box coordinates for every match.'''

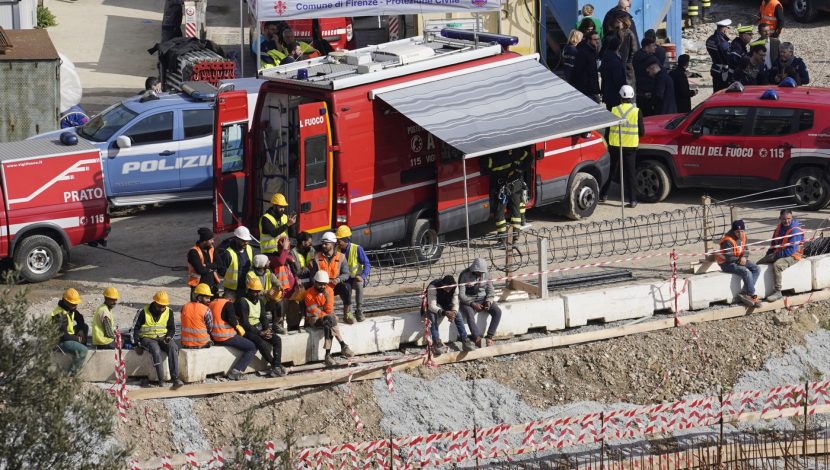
[618,126,625,221]
[239,0,244,75]
[463,157,471,253]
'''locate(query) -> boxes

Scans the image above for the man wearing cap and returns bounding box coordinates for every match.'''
[311,231,353,323]
[218,226,255,300]
[91,287,119,349]
[424,275,477,356]
[336,225,371,323]
[600,85,644,207]
[187,227,220,300]
[735,43,770,85]
[706,19,732,92]
[729,25,754,80]
[132,291,184,388]
[181,283,214,349]
[260,193,297,266]
[304,270,355,366]
[52,288,89,375]
[236,277,287,377]
[758,209,804,302]
[458,258,502,347]
[716,220,762,308]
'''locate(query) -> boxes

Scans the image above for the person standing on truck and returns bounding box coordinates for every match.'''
[336,225,370,323]
[758,210,804,302]
[236,277,287,378]
[758,0,784,38]
[91,287,119,349]
[458,258,502,348]
[311,232,353,324]
[600,85,644,207]
[484,148,531,236]
[716,220,763,308]
[181,283,214,349]
[218,226,255,301]
[187,227,220,300]
[706,19,732,92]
[209,295,257,381]
[304,271,355,367]
[250,252,291,335]
[260,193,296,267]
[132,291,184,388]
[53,288,88,376]
[424,275,478,356]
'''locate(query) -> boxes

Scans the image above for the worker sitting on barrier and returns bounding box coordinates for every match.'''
[336,225,371,323]
[250,253,289,335]
[181,283,214,349]
[237,276,287,378]
[304,271,355,367]
[91,287,119,349]
[52,288,89,376]
[716,220,762,308]
[311,231,353,324]
[209,295,257,381]
[458,258,503,348]
[424,275,478,356]
[132,291,184,388]
[758,209,804,302]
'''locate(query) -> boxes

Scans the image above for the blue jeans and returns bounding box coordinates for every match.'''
[140,338,180,381]
[58,340,88,375]
[720,261,760,296]
[220,335,257,372]
[426,311,468,344]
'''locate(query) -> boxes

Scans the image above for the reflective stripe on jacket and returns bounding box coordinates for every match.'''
[181,302,211,347]
[609,103,640,148]
[223,245,254,290]
[715,233,747,264]
[209,298,236,342]
[346,243,364,278]
[760,0,781,30]
[138,305,170,339]
[259,212,288,254]
[188,244,220,287]
[304,286,333,318]
[773,224,804,260]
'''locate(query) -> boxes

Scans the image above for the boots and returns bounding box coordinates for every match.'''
[355,310,365,322]
[226,369,244,381]
[343,307,355,325]
[341,345,355,358]
[767,290,783,302]
[269,365,286,377]
[325,353,337,367]
[171,377,184,388]
[462,339,478,352]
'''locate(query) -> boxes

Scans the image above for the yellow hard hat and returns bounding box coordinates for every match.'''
[63,288,81,304]
[271,193,288,206]
[335,225,352,238]
[103,287,119,300]
[193,283,213,297]
[246,276,263,291]
[153,291,170,306]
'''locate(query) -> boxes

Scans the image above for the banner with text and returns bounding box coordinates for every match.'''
[250,0,499,21]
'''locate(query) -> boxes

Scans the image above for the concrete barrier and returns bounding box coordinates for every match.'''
[687,271,740,310]
[649,279,690,313]
[812,254,830,290]
[563,283,655,327]
[55,348,172,382]
[452,297,566,340]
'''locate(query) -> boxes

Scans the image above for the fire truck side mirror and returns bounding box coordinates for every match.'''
[689,124,703,137]
[116,135,132,149]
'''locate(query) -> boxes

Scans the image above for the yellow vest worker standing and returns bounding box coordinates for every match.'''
[52,288,88,375]
[92,287,119,349]
[336,225,371,322]
[600,85,645,208]
[259,193,296,262]
[132,291,183,388]
[218,226,255,300]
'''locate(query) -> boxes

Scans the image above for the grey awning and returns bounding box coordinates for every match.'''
[372,56,620,158]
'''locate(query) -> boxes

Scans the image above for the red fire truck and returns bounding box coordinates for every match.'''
[213,31,617,259]
[0,137,110,282]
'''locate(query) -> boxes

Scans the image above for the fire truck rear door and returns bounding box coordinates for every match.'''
[213,90,250,234]
[296,102,333,234]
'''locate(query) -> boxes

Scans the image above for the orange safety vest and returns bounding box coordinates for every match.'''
[315,251,343,282]
[715,232,747,264]
[209,298,236,342]
[187,245,220,287]
[759,0,781,30]
[304,285,333,318]
[181,302,211,347]
[276,265,292,291]
[772,225,804,260]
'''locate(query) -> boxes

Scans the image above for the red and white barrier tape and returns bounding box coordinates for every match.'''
[344,363,365,432]
[108,327,130,423]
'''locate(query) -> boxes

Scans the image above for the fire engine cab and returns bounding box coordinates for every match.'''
[213,31,618,259]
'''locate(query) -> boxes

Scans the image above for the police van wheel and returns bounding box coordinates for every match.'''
[13,235,64,283]
[635,160,671,203]
[411,219,443,263]
[793,0,819,22]
[565,172,599,220]
[790,167,830,211]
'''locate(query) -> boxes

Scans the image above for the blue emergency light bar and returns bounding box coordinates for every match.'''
[440,28,519,47]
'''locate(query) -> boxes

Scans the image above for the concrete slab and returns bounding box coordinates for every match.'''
[563,284,655,327]
[687,271,740,310]
[179,346,270,382]
[399,311,451,346]
[812,254,830,290]
[55,348,172,382]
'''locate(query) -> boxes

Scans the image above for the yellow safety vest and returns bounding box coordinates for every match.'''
[51,306,75,335]
[92,304,114,346]
[138,305,171,339]
[248,270,274,292]
[346,243,364,278]
[263,49,287,68]
[609,103,640,148]
[223,245,254,290]
[259,212,288,254]
[242,297,262,327]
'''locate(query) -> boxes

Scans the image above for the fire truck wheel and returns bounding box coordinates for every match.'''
[634,160,671,203]
[411,218,443,263]
[790,167,830,211]
[792,0,819,23]
[565,172,599,220]
[13,235,64,283]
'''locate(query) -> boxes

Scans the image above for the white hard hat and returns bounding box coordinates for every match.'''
[716,18,732,27]
[619,85,635,99]
[314,270,330,283]
[233,226,252,241]
[321,231,337,243]
[253,254,269,268]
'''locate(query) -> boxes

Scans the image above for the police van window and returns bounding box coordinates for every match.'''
[690,107,749,136]
[304,135,327,190]
[124,112,174,145]
[799,110,814,131]
[220,123,246,173]
[183,109,214,139]
[78,104,138,142]
[751,108,796,136]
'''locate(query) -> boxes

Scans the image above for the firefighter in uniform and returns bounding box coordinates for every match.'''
[729,25,753,82]
[132,291,184,388]
[484,148,531,235]
[758,210,804,301]
[91,287,119,349]
[259,193,296,266]
[218,226,255,300]
[53,288,88,375]
[181,283,214,349]
[706,19,732,92]
[716,220,762,308]
[336,225,371,323]
[759,0,784,38]
[187,227,220,300]
[601,85,644,208]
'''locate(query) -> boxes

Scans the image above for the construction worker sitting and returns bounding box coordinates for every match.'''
[287,231,316,331]
[52,288,88,375]
[424,275,477,356]
[336,225,371,323]
[91,287,119,349]
[236,276,287,378]
[716,220,762,308]
[483,147,531,235]
[758,209,804,302]
[250,253,289,334]
[259,193,296,266]
[209,293,257,381]
[458,258,503,348]
[311,231,353,323]
[304,270,355,367]
[218,226,255,300]
[181,283,214,349]
[187,227,220,300]
[132,291,184,388]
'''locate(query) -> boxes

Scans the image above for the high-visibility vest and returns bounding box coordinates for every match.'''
[181,302,211,347]
[138,305,170,339]
[345,243,365,278]
[187,245,220,287]
[259,212,288,254]
[242,297,262,327]
[304,286,333,318]
[248,270,274,292]
[92,304,114,346]
[715,232,747,264]
[276,265,291,291]
[223,245,253,291]
[209,298,236,342]
[315,251,343,282]
[262,49,287,68]
[52,306,76,335]
[773,225,804,260]
[609,103,640,148]
[292,248,313,283]
[759,0,781,30]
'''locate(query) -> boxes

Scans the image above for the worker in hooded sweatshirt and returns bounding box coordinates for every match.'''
[52,288,88,375]
[91,287,120,349]
[132,291,184,388]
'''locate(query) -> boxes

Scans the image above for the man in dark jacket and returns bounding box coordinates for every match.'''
[602,0,639,42]
[717,220,762,308]
[569,32,602,103]
[729,25,753,82]
[52,288,88,375]
[644,29,666,67]
[735,43,770,85]
[161,0,184,43]
[424,275,477,356]
[633,37,657,112]
[670,55,698,113]
[706,19,732,92]
[771,42,809,85]
[648,59,677,115]
[600,36,627,110]
[187,227,219,300]
[236,276,286,377]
